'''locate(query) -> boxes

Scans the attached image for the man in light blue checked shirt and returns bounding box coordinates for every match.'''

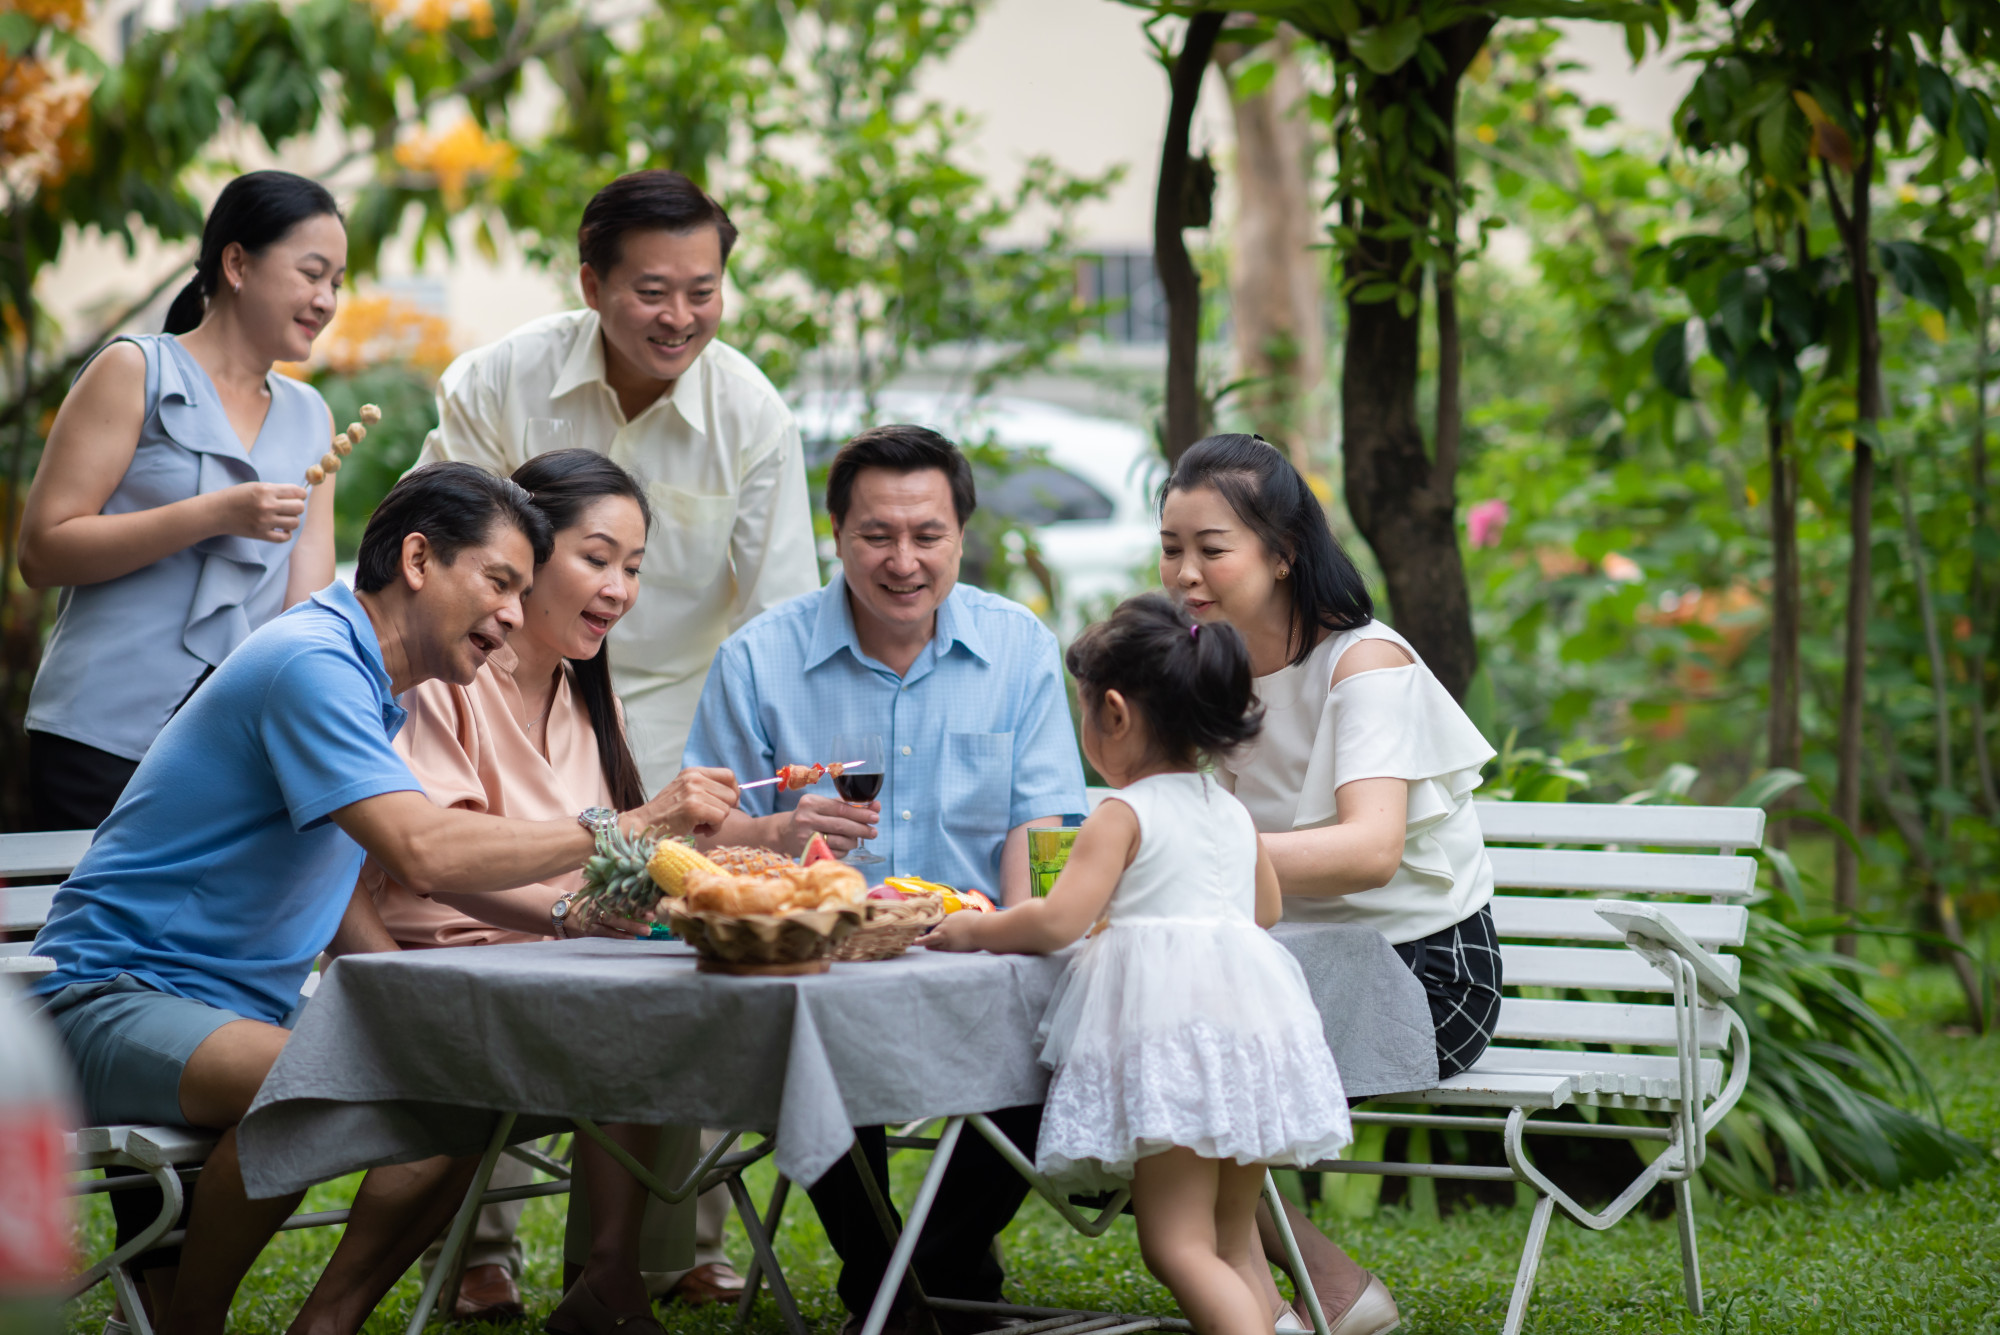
[683,423,1086,900]
[683,423,1085,1332]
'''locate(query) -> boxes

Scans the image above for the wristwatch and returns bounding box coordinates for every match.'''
[550,895,574,938]
[577,806,618,839]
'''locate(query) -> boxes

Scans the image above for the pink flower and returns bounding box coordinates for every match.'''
[1466,498,1509,549]
[1602,552,1644,583]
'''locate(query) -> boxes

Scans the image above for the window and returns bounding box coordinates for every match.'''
[1075,250,1167,345]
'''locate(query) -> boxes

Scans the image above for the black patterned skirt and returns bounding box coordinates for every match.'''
[1392,902,1503,1080]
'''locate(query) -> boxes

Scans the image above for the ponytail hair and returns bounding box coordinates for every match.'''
[1064,592,1263,767]
[1163,433,1372,666]
[164,170,343,335]
[509,449,652,811]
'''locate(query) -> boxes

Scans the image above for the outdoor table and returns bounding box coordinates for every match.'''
[237,926,1437,1335]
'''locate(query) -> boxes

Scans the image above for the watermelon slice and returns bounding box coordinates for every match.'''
[801,832,838,865]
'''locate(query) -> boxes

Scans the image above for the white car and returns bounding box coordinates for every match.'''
[792,390,1164,624]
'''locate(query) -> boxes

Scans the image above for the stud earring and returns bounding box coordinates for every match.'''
[1277,565,1289,579]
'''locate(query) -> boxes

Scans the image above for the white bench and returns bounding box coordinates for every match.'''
[1,829,570,1335]
[1307,799,1759,1335]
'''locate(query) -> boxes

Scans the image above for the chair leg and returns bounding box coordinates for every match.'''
[1261,1172,1330,1335]
[107,1256,153,1335]
[1502,1193,1555,1335]
[1672,1176,1703,1316]
[735,1173,790,1327]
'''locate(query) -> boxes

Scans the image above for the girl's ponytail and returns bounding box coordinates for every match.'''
[1065,592,1263,766]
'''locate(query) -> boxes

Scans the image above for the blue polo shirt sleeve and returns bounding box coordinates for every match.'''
[683,637,781,817]
[1008,622,1088,827]
[258,647,421,830]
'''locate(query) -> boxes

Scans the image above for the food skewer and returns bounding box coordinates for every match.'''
[740,760,866,792]
[305,403,380,485]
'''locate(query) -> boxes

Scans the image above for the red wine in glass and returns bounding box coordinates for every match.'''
[835,771,883,802]
[831,733,886,864]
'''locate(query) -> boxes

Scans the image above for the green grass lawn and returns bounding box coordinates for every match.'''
[63,975,2000,1335]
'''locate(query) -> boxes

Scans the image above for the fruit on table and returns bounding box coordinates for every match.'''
[866,885,908,902]
[581,825,690,918]
[883,876,952,897]
[801,833,837,865]
[940,888,996,915]
[646,838,726,897]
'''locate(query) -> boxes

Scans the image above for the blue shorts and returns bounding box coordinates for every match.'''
[40,974,303,1127]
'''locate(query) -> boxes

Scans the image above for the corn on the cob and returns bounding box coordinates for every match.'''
[647,838,726,897]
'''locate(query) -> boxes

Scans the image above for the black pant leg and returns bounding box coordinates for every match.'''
[27,730,138,831]
[910,1104,1043,1303]
[806,1126,917,1318]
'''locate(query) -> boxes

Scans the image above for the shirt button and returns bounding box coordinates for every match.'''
[901,745,912,756]
[902,810,912,821]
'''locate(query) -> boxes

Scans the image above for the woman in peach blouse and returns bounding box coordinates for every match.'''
[362,449,727,1335]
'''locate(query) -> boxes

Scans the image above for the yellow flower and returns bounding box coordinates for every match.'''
[285,291,458,379]
[394,117,516,208]
[1474,122,1498,144]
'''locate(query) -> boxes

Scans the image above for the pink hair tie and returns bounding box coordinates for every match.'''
[1189,623,1200,640]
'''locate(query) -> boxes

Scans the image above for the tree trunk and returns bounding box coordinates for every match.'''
[1971,187,1999,820]
[1336,19,1489,701]
[1223,34,1325,477]
[1156,12,1224,466]
[1825,93,1883,954]
[1767,413,1801,847]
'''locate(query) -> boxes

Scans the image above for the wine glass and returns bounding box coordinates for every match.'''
[830,733,886,866]
[525,418,578,456]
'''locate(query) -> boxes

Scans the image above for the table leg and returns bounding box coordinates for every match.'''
[735,1173,791,1326]
[1260,1172,1329,1335]
[726,1169,811,1335]
[859,1117,963,1335]
[405,1111,515,1335]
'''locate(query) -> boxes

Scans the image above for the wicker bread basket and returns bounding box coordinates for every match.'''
[829,892,945,962]
[662,902,865,975]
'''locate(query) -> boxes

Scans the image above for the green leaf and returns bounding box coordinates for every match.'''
[1917,63,1959,141]
[1876,239,1973,324]
[1732,768,1807,809]
[1231,57,1275,100]
[1348,16,1423,75]
[1960,87,1992,164]
[1651,320,1692,398]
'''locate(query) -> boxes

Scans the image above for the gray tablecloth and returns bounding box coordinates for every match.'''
[238,925,1437,1199]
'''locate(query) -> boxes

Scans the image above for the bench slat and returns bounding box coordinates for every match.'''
[2,886,57,932]
[0,830,91,879]
[1398,1070,1576,1109]
[1490,896,1748,947]
[1500,943,1740,994]
[1474,801,1765,851]
[1468,1046,1723,1101]
[1487,847,1757,900]
[1495,996,1730,1048]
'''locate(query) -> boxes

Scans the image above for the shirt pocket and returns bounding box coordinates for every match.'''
[940,730,1015,841]
[644,481,737,591]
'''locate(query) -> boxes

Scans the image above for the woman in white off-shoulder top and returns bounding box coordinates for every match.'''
[1157,433,1502,1335]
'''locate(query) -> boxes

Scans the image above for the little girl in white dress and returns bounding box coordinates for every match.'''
[926,593,1351,1335]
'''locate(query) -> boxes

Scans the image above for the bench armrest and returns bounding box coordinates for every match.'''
[1595,900,1740,1002]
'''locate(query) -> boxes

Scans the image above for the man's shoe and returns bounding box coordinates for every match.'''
[662,1262,747,1308]
[1323,1273,1400,1335]
[452,1263,527,1325]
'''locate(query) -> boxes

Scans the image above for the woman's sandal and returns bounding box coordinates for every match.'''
[545,1276,668,1335]
[1322,1272,1400,1335]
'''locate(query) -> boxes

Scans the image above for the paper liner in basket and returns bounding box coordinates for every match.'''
[663,902,865,965]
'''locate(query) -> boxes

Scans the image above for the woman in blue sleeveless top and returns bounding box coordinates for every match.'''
[21,171,345,830]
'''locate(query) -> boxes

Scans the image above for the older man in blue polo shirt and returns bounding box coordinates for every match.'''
[31,463,739,1335]
[683,424,1086,1334]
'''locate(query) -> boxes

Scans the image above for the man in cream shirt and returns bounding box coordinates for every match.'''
[417,169,819,787]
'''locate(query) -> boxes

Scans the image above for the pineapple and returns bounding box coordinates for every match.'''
[579,825,672,919]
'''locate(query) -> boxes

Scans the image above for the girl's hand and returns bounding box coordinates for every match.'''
[212,481,310,543]
[921,912,987,952]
